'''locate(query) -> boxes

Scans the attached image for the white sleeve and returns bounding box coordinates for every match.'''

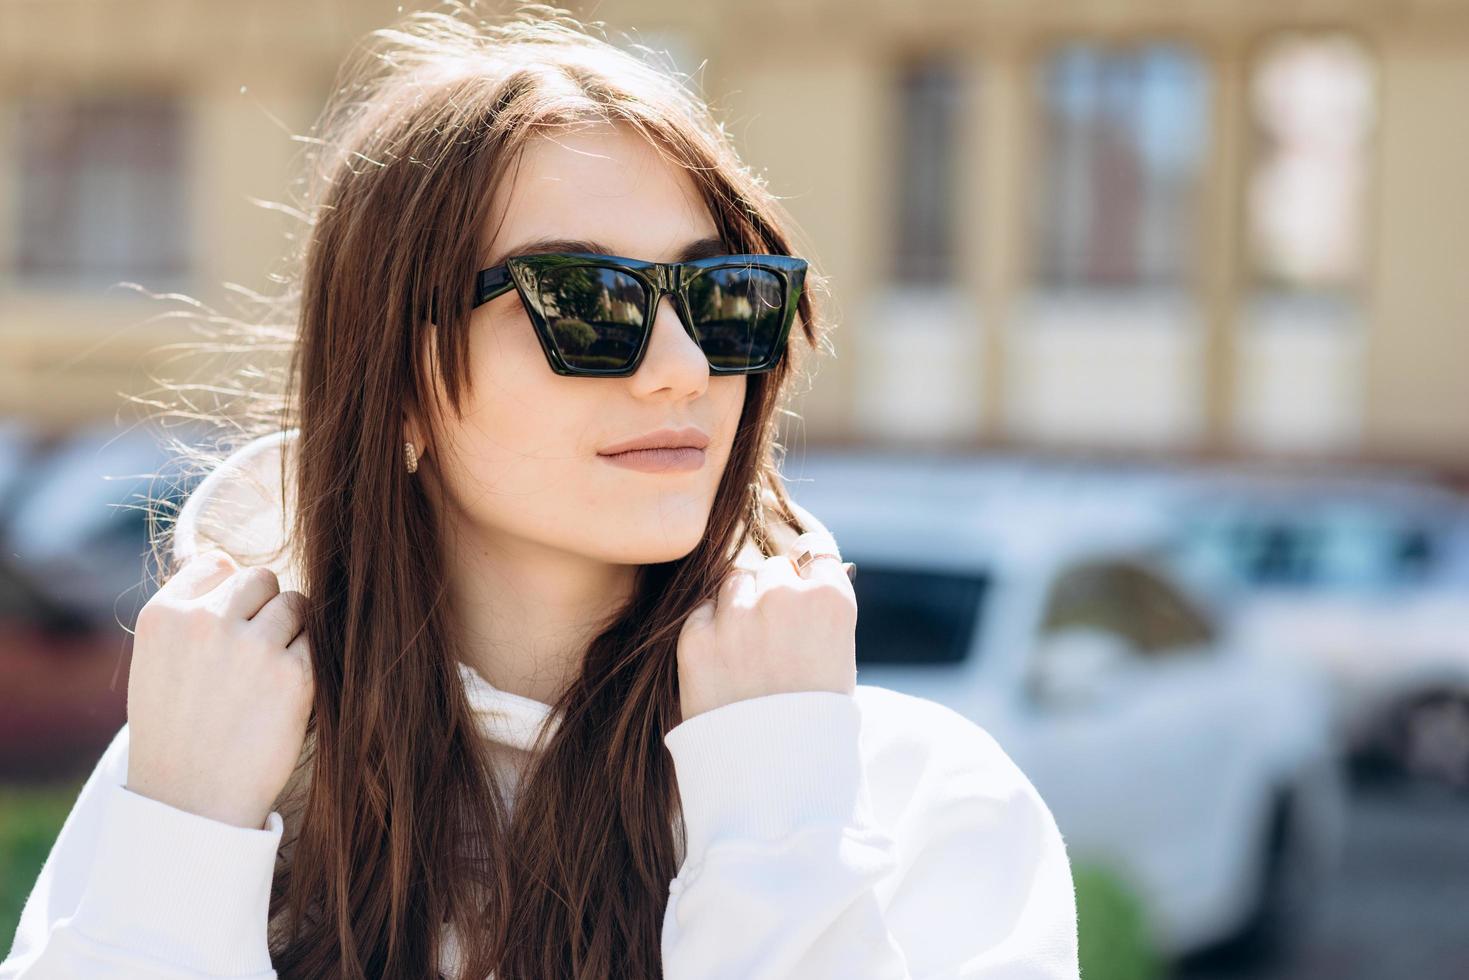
[1,723,283,979]
[660,691,1080,980]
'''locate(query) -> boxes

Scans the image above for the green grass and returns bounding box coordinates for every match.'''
[1074,861,1165,980]
[0,781,85,952]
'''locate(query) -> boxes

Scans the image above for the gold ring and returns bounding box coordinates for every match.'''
[793,549,841,573]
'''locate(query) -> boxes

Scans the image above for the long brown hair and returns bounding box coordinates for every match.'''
[146,2,834,976]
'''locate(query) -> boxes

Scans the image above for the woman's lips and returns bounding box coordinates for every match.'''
[597,446,707,472]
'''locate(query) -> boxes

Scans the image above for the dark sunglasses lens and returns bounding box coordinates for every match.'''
[535,265,648,371]
[685,266,787,371]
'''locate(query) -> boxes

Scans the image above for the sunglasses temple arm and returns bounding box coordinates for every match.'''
[470,266,515,310]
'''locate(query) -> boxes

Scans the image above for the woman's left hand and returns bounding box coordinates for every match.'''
[675,529,857,724]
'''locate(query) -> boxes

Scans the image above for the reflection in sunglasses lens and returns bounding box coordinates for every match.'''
[685,267,784,370]
[537,263,784,373]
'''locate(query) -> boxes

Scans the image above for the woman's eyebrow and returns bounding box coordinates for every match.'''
[484,235,728,267]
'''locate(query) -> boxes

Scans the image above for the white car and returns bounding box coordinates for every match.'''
[1159,472,1469,789]
[913,458,1469,790]
[782,455,1347,965]
[1,422,203,625]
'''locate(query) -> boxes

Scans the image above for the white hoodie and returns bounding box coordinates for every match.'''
[1,429,1081,979]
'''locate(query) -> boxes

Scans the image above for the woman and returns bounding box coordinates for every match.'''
[1,3,1079,978]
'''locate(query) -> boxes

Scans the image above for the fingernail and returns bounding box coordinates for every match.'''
[843,562,857,583]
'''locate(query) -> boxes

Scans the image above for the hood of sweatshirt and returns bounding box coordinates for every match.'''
[170,427,834,756]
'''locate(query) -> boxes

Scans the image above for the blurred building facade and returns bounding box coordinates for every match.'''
[1,0,1467,471]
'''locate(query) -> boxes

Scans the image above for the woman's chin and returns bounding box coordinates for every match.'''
[604,521,710,566]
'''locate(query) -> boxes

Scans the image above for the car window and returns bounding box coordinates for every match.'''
[1185,504,1449,592]
[1392,524,1438,582]
[1127,563,1215,651]
[851,565,989,665]
[1239,520,1322,586]
[1041,560,1214,658]
[1041,562,1153,655]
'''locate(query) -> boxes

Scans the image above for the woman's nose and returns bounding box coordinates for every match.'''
[628,293,708,398]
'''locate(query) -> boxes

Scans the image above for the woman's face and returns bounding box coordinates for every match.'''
[421,123,747,567]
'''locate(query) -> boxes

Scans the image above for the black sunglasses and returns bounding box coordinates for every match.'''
[471,251,807,377]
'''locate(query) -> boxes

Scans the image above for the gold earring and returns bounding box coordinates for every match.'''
[404,440,419,474]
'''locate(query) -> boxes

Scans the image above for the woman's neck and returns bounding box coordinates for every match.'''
[442,525,638,707]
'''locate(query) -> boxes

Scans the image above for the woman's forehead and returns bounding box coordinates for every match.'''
[483,125,717,266]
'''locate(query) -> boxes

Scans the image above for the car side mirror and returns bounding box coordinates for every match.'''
[1030,627,1138,711]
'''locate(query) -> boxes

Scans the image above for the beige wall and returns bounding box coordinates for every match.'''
[1365,31,1469,462]
[2,0,1467,467]
[683,0,1469,465]
[0,0,353,429]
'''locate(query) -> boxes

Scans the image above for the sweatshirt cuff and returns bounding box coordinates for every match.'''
[663,690,877,862]
[68,781,283,977]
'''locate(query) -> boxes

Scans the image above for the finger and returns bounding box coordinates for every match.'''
[703,569,748,621]
[161,549,238,601]
[799,556,850,587]
[681,598,716,636]
[781,537,840,581]
[725,567,758,609]
[718,566,753,599]
[732,548,764,575]
[788,531,850,586]
[789,529,842,563]
[757,552,802,592]
[285,631,315,691]
[285,629,311,665]
[250,589,307,649]
[217,565,282,621]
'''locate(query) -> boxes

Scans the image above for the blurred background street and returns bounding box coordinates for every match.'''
[1176,779,1469,979]
[2,1,1468,977]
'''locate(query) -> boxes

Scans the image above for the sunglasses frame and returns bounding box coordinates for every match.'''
[471,251,807,378]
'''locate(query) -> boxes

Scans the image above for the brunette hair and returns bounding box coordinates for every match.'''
[143,2,833,977]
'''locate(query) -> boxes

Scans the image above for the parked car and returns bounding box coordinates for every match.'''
[939,456,1469,791]
[0,419,39,514]
[784,453,1347,965]
[0,422,200,628]
[1160,471,1469,789]
[0,421,136,777]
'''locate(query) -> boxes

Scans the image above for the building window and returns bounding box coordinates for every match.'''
[893,55,965,285]
[14,92,190,288]
[1247,32,1376,298]
[1034,41,1210,292]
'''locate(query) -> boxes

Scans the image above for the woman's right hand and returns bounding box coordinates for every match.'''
[125,549,314,830]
